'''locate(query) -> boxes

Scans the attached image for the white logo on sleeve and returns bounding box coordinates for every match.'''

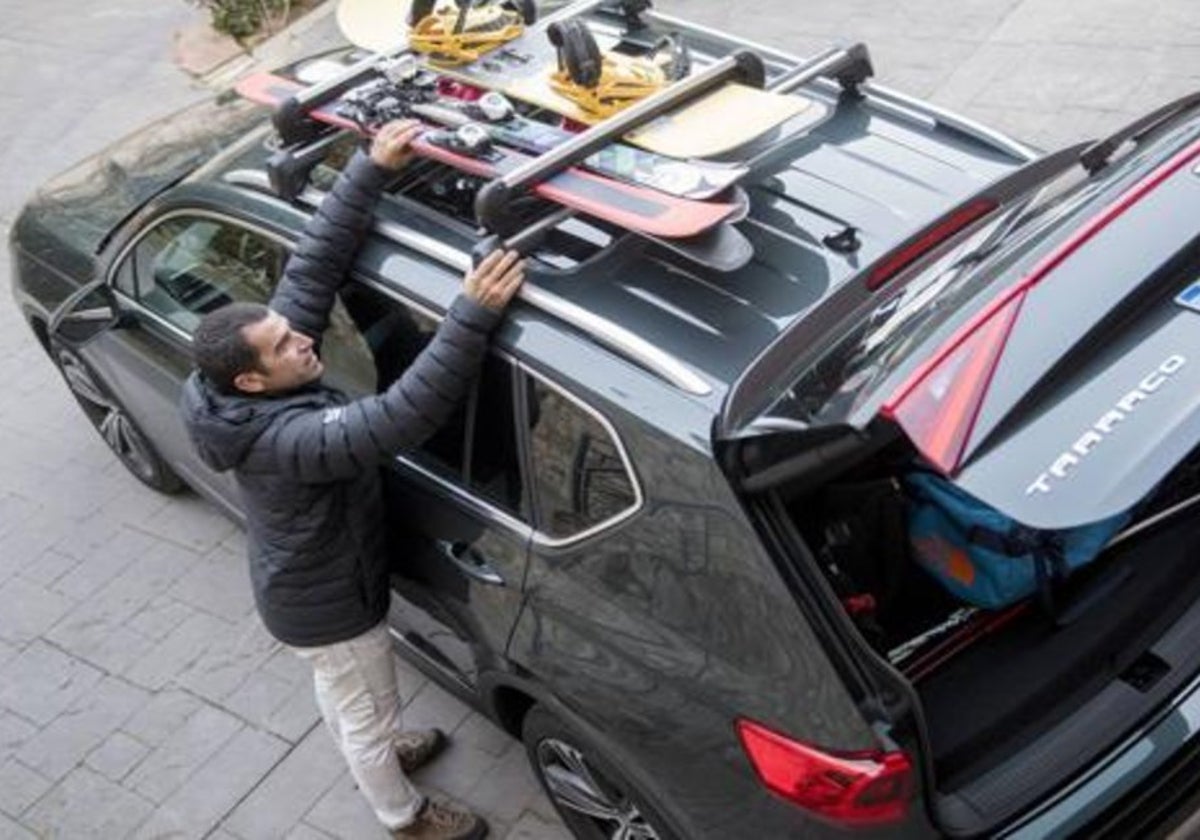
[322,407,346,425]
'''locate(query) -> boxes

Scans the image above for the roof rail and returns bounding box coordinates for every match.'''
[222,168,713,397]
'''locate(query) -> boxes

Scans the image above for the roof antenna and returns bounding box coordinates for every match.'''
[823,225,861,254]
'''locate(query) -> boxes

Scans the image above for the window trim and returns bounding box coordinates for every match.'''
[393,453,536,541]
[521,364,644,549]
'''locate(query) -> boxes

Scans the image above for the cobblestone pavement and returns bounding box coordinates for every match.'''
[1,1,1198,838]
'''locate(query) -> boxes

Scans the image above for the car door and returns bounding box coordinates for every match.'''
[78,209,376,515]
[339,281,533,690]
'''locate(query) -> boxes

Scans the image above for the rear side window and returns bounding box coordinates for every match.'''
[525,375,638,540]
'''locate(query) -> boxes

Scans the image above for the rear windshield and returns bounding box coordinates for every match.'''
[767,122,1200,427]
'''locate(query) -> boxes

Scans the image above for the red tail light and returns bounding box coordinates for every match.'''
[882,292,1024,473]
[882,136,1200,474]
[867,198,997,290]
[736,719,914,826]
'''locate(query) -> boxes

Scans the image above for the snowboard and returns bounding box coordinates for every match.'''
[336,0,825,158]
[235,72,744,240]
[405,97,748,200]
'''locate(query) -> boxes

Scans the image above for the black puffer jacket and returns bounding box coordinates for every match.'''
[180,151,500,646]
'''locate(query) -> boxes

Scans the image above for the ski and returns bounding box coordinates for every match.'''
[236,72,742,240]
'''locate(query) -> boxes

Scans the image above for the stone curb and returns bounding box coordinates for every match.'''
[178,0,341,91]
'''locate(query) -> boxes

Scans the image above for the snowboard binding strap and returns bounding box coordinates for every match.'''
[408,0,535,66]
[546,19,690,119]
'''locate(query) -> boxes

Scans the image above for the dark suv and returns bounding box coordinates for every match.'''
[11,3,1200,837]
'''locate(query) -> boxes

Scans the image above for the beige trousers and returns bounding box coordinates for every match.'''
[290,622,424,830]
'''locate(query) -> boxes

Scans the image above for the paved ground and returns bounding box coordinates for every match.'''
[0,1,1197,838]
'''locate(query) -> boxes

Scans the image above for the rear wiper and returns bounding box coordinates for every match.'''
[1080,89,1200,174]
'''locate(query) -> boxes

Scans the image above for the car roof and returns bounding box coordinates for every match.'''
[184,53,1028,439]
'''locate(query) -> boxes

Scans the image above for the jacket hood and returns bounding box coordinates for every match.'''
[180,372,286,472]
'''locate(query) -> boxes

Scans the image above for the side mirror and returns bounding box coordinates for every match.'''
[48,282,123,345]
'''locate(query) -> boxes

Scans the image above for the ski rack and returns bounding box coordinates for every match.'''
[259,1,870,271]
[272,48,410,146]
[222,167,713,397]
[271,0,626,147]
[473,49,765,232]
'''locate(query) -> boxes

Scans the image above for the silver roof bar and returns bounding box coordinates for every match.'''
[222,169,713,397]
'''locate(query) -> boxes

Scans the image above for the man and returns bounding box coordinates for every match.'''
[180,120,524,840]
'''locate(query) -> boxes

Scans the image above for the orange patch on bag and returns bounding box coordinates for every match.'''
[945,547,975,585]
[913,536,976,586]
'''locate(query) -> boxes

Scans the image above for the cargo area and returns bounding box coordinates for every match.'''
[774,439,1200,832]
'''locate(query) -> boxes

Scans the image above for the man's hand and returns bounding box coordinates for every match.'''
[370,119,422,171]
[464,248,525,312]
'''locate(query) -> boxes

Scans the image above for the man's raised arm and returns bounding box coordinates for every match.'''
[268,249,526,483]
[269,121,421,338]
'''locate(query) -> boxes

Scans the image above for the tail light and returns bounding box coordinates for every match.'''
[881,292,1024,474]
[736,719,914,826]
[882,136,1200,474]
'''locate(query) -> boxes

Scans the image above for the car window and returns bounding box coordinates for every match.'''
[340,284,526,518]
[466,355,526,518]
[525,375,637,539]
[130,216,280,331]
[119,214,375,394]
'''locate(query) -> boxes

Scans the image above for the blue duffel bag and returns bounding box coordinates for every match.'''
[905,471,1131,610]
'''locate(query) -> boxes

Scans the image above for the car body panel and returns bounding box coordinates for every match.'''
[508,409,896,839]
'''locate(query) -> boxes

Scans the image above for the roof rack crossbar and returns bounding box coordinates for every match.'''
[474,48,766,232]
[732,42,875,176]
[222,168,713,396]
[767,42,873,96]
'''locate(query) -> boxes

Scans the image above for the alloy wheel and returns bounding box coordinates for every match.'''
[55,347,159,483]
[536,738,661,840]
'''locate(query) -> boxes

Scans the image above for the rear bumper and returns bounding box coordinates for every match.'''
[1001,669,1200,839]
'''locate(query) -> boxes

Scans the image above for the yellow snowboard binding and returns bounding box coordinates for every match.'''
[547,19,690,120]
[408,0,535,65]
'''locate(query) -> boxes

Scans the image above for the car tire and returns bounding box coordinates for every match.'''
[50,341,186,495]
[522,705,677,840]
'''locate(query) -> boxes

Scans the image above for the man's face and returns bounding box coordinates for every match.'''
[233,310,324,394]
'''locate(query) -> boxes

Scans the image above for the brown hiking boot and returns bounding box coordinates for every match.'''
[391,798,487,840]
[395,728,448,774]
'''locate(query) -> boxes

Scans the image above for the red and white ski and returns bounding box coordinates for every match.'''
[236,72,742,240]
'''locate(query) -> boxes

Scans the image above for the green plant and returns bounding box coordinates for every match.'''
[191,0,293,41]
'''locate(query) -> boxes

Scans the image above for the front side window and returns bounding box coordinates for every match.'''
[117,213,375,394]
[127,216,283,331]
[525,376,638,540]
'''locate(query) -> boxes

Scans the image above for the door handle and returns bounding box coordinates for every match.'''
[436,540,506,587]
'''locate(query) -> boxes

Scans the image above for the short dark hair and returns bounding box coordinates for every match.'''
[192,302,271,394]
